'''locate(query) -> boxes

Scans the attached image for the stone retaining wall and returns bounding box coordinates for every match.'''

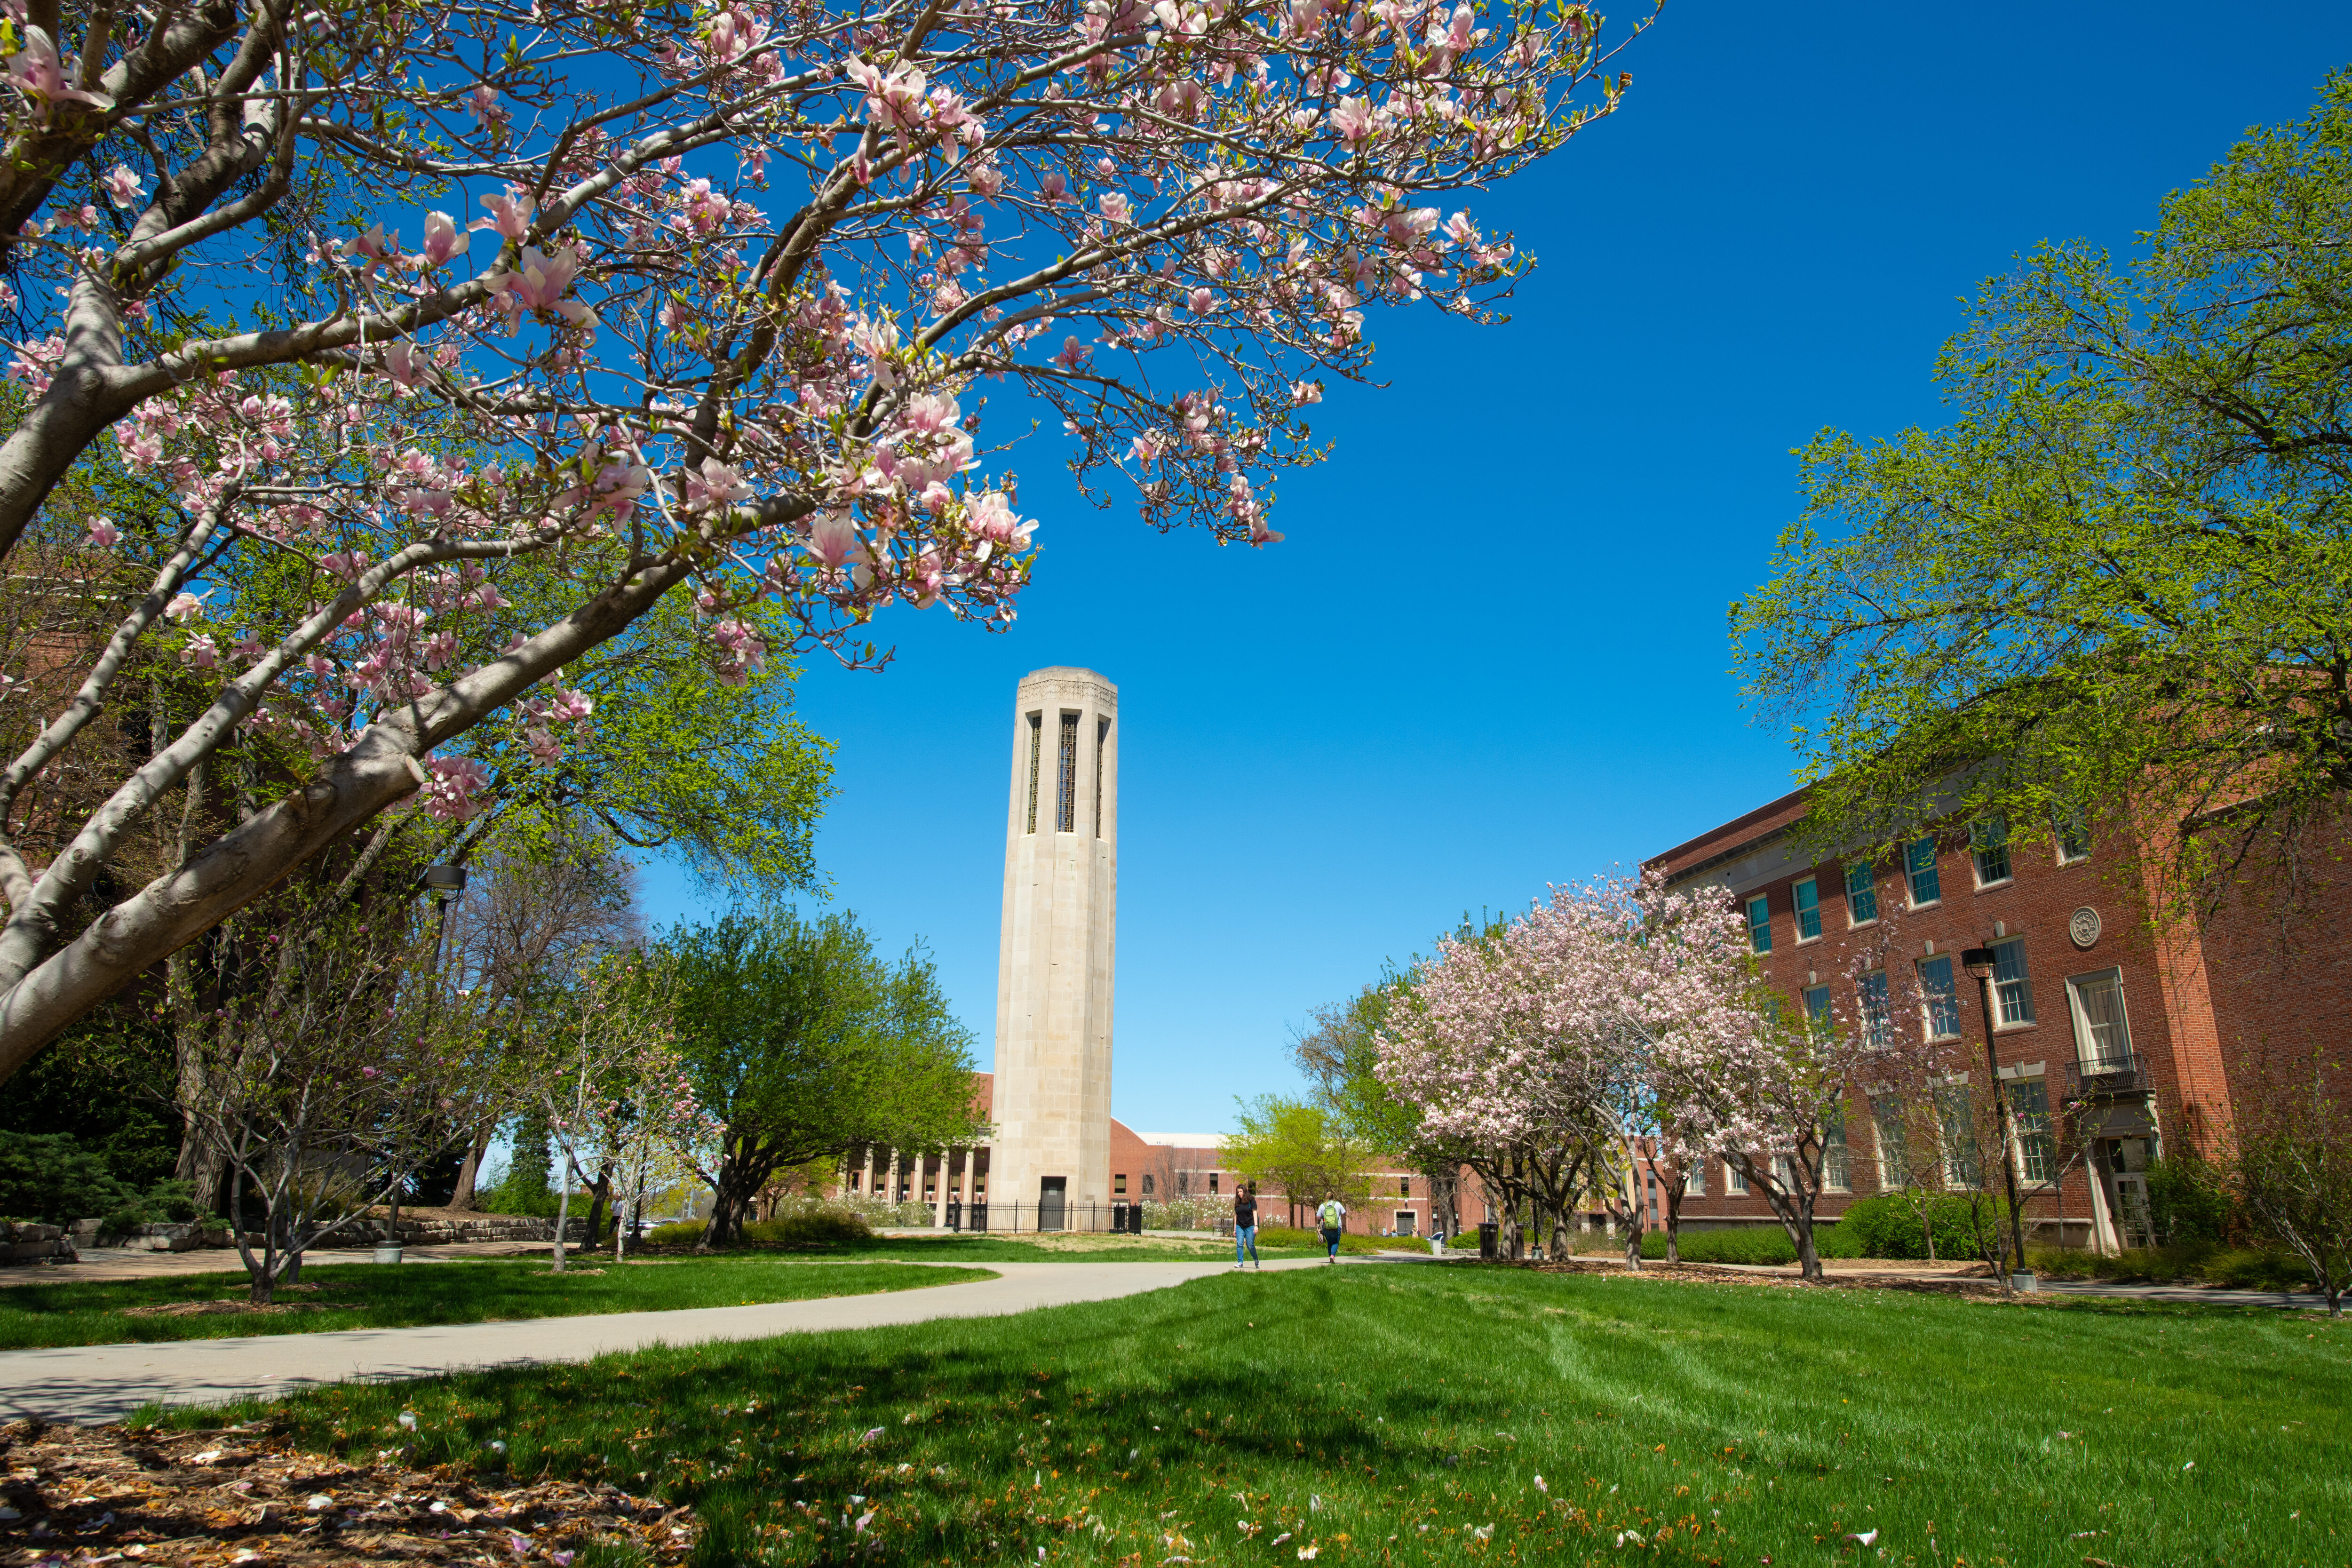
[40,1213,589,1258]
[0,1220,77,1264]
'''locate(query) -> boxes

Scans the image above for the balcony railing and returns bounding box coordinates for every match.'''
[2063,1052,2151,1099]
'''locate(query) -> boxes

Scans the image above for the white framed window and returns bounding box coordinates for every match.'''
[2008,1076,2054,1185]
[1724,1160,1748,1195]
[1991,936,2034,1026]
[1802,984,1832,1031]
[1794,876,1822,941]
[1917,954,1960,1040]
[1846,860,1879,925]
[1936,1079,1982,1188]
[2054,804,2091,864]
[1686,1161,1706,1197]
[1905,837,1942,907]
[1871,1093,1912,1189]
[1822,1103,1852,1192]
[1970,814,2012,887]
[1746,894,1772,954]
[2066,968,2134,1067]
[1772,1153,1797,1191]
[1858,970,1891,1049]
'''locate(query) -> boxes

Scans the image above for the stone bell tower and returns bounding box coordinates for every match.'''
[987,667,1117,1226]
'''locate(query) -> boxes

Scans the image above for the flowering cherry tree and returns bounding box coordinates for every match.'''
[0,0,1648,1065]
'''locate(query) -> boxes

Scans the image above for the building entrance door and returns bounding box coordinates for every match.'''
[1039,1177,1067,1232]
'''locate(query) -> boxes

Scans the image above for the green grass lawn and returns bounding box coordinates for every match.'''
[161,1264,2351,1568]
[0,1258,993,1348]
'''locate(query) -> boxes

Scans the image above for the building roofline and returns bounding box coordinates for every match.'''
[1645,783,1814,880]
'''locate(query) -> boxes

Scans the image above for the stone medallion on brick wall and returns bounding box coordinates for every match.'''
[2069,906,2102,948]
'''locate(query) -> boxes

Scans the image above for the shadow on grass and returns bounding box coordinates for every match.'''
[155,1266,2352,1568]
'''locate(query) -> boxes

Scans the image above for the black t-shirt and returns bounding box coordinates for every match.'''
[1234,1195,1257,1228]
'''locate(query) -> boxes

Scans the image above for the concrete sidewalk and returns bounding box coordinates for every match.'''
[0,1257,1337,1425]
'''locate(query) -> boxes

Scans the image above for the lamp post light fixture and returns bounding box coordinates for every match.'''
[1959,944,2034,1290]
[423,863,468,969]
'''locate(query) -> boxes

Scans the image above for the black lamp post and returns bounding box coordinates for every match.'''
[1959,945,2032,1287]
[423,863,467,968]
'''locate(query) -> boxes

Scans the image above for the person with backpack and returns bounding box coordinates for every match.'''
[1232,1183,1260,1271]
[1316,1196,1346,1264]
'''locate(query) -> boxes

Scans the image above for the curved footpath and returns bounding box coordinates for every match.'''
[0,1257,1342,1426]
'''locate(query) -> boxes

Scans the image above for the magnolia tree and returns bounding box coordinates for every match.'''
[1379,868,1929,1280]
[1374,913,1605,1262]
[1646,887,1942,1283]
[0,0,1649,1065]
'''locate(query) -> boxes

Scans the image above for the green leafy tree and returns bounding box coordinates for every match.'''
[2236,1054,2352,1316]
[1733,73,2352,908]
[1224,1095,1374,1226]
[666,909,984,1247]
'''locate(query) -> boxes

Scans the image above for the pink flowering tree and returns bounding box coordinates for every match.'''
[1645,888,1939,1283]
[1373,916,1606,1261]
[0,0,1650,1067]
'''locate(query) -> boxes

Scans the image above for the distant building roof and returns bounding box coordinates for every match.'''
[1132,1131,1227,1149]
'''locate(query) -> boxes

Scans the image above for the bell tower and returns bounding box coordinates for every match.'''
[987,667,1117,1225]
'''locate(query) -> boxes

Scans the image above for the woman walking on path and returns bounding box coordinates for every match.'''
[1233,1184,1261,1271]
[1316,1197,1347,1264]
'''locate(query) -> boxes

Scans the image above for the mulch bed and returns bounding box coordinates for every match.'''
[0,1421,697,1566]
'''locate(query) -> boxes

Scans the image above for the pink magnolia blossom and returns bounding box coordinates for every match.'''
[85,515,119,549]
[99,164,145,209]
[422,754,492,820]
[6,29,112,122]
[417,210,469,267]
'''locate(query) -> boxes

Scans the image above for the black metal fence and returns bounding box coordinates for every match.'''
[944,1201,1146,1234]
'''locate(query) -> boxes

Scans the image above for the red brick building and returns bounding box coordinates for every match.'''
[834,1072,1448,1237]
[1645,785,2339,1252]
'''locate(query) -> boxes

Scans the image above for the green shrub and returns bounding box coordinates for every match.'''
[2145,1155,2232,1246]
[2029,1242,2312,1290]
[639,1208,877,1250]
[739,1210,873,1248]
[1837,1191,2015,1260]
[1255,1224,1386,1254]
[0,1133,197,1228]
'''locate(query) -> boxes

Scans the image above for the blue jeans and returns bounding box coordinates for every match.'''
[1235,1225,1257,1264]
[1321,1226,1341,1257]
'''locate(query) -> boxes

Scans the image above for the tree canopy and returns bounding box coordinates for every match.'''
[0,0,1649,1056]
[1734,72,2352,908]
[664,907,982,1243]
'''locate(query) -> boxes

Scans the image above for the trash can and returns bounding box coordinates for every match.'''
[1429,1229,1445,1258]
[1478,1221,1498,1260]
[373,1245,404,1265]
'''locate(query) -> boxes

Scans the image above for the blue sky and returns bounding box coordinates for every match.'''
[641,1,2352,1135]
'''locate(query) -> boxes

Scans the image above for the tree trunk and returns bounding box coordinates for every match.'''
[549,1170,572,1273]
[700,1143,775,1250]
[583,1166,613,1250]
[1664,1183,1683,1264]
[449,1126,493,1211]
